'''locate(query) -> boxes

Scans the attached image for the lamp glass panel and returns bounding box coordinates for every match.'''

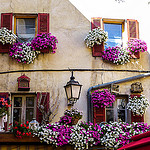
[72,85,81,99]
[65,85,72,99]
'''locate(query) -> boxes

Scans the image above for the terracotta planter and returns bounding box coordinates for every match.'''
[131,51,140,59]
[71,118,79,125]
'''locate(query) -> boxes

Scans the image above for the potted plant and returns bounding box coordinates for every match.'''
[84,27,108,57]
[0,98,11,117]
[31,33,58,53]
[91,89,115,108]
[102,46,131,65]
[127,95,149,116]
[64,108,83,125]
[9,121,32,139]
[127,39,147,59]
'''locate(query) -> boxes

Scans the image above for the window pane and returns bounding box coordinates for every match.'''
[16,18,35,42]
[104,23,122,48]
[26,97,34,107]
[14,97,22,107]
[13,108,21,122]
[26,108,34,122]
[106,110,114,122]
[117,98,127,122]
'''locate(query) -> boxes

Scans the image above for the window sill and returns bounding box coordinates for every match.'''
[0,132,40,143]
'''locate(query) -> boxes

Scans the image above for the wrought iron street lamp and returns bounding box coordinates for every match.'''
[64,71,82,105]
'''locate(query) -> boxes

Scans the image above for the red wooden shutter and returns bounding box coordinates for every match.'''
[1,13,13,30]
[38,13,49,34]
[91,17,104,57]
[93,104,105,124]
[0,13,13,53]
[130,94,144,122]
[127,19,139,41]
[36,92,50,123]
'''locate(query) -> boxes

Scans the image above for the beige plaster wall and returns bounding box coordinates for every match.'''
[0,0,150,124]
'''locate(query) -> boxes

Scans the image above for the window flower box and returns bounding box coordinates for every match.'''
[0,133,40,143]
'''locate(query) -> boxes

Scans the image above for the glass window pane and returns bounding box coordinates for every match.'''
[104,23,122,48]
[26,97,34,107]
[14,97,22,107]
[13,108,21,122]
[16,18,35,42]
[26,108,34,122]
[106,110,114,122]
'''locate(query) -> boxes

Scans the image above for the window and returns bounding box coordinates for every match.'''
[12,94,36,123]
[0,13,49,53]
[106,95,130,123]
[93,95,131,124]
[14,16,37,43]
[104,23,123,48]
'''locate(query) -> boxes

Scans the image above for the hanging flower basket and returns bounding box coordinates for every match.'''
[91,89,115,108]
[127,39,147,59]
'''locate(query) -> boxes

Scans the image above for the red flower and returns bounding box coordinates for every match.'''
[26,121,29,124]
[20,124,23,127]
[26,126,29,129]
[26,133,29,136]
[24,124,26,127]
[22,133,25,136]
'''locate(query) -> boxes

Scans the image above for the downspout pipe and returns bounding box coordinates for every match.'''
[87,73,150,122]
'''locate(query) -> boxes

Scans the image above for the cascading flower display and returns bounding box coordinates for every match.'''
[69,122,101,150]
[102,46,131,65]
[127,95,149,116]
[9,42,40,64]
[31,33,58,53]
[34,123,72,146]
[33,121,150,150]
[84,27,108,48]
[91,89,115,108]
[0,27,17,44]
[127,39,147,55]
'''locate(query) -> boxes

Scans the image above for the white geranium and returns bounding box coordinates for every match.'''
[0,27,17,44]
[84,27,108,48]
[127,95,149,116]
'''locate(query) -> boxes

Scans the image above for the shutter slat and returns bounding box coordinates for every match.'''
[38,13,49,34]
[91,17,103,57]
[127,19,139,40]
[1,13,13,30]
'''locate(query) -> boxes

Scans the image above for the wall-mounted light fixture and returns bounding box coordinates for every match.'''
[64,71,82,105]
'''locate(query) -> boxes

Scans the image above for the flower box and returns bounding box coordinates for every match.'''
[0,43,10,53]
[0,133,40,143]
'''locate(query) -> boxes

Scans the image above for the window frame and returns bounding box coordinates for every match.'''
[11,94,36,123]
[14,15,38,40]
[105,94,131,123]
